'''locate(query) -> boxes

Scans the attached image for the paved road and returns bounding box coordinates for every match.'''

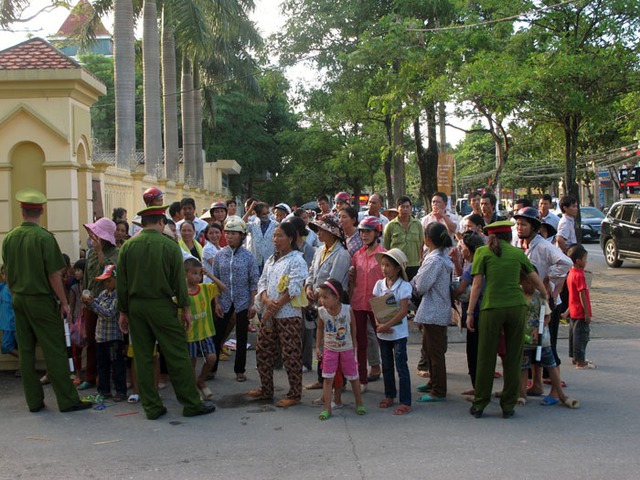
[1,321,639,479]
[1,240,638,479]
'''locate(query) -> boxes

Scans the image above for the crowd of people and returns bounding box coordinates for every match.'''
[0,187,595,420]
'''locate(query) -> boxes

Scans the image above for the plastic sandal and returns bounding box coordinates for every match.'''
[378,398,394,408]
[416,394,445,403]
[199,386,214,400]
[392,405,412,415]
[516,397,527,406]
[540,396,560,406]
[563,397,580,409]
[356,405,367,415]
[127,394,140,404]
[319,410,332,420]
[416,384,432,393]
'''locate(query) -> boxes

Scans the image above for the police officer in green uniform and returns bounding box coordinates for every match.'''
[1,189,91,413]
[117,204,215,420]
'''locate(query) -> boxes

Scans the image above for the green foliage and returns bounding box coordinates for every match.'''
[79,53,144,152]
[202,69,298,203]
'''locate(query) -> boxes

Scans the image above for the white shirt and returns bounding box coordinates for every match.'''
[372,278,412,341]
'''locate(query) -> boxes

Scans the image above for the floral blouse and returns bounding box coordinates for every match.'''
[257,250,308,319]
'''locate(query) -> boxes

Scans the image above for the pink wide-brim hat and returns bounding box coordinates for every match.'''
[84,217,117,247]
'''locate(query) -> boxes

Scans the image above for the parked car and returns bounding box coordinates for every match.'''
[580,206,606,242]
[600,199,640,267]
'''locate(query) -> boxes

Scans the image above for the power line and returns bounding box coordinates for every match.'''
[407,0,580,33]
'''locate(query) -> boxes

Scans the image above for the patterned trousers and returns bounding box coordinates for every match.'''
[256,316,303,400]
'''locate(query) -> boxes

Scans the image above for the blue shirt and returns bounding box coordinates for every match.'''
[213,246,260,313]
[0,282,15,331]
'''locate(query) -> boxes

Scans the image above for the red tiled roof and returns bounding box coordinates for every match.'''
[56,0,110,37]
[0,37,82,70]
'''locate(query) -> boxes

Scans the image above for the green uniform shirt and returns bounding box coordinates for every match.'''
[1,222,66,295]
[471,240,535,310]
[383,217,424,267]
[117,229,189,313]
[83,243,119,296]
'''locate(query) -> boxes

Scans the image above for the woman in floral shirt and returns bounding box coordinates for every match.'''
[247,222,308,408]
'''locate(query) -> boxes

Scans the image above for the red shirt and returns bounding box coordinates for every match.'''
[567,267,592,319]
[350,243,385,311]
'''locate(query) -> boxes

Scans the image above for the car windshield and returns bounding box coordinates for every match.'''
[581,207,605,220]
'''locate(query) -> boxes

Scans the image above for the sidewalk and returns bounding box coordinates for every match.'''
[590,268,640,327]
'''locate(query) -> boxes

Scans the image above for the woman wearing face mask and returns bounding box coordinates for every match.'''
[243,201,278,274]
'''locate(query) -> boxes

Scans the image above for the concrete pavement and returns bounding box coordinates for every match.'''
[1,242,639,478]
[1,321,639,479]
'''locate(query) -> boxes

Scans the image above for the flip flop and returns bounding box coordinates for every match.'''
[576,362,597,370]
[540,396,560,406]
[378,398,394,408]
[356,405,367,415]
[199,386,214,400]
[516,397,527,406]
[417,394,446,403]
[416,384,432,393]
[127,394,140,404]
[563,398,580,409]
[319,410,331,420]
[392,405,412,415]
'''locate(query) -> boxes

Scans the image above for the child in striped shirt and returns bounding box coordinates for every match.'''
[183,257,221,401]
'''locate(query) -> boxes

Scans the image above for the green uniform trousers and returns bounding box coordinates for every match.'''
[13,293,81,411]
[473,305,527,414]
[129,298,203,418]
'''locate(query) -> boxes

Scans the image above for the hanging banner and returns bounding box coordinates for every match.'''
[437,152,455,195]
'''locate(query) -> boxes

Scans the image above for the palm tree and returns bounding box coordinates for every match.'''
[113,0,136,170]
[181,57,196,183]
[161,13,179,181]
[142,0,162,176]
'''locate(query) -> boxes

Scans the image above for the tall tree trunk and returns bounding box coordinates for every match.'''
[384,115,394,208]
[564,114,582,242]
[415,103,439,210]
[143,0,162,176]
[193,69,203,187]
[114,0,136,170]
[425,103,439,198]
[392,115,405,199]
[181,58,196,184]
[161,15,179,182]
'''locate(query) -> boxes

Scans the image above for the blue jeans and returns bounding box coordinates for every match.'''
[379,337,411,406]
